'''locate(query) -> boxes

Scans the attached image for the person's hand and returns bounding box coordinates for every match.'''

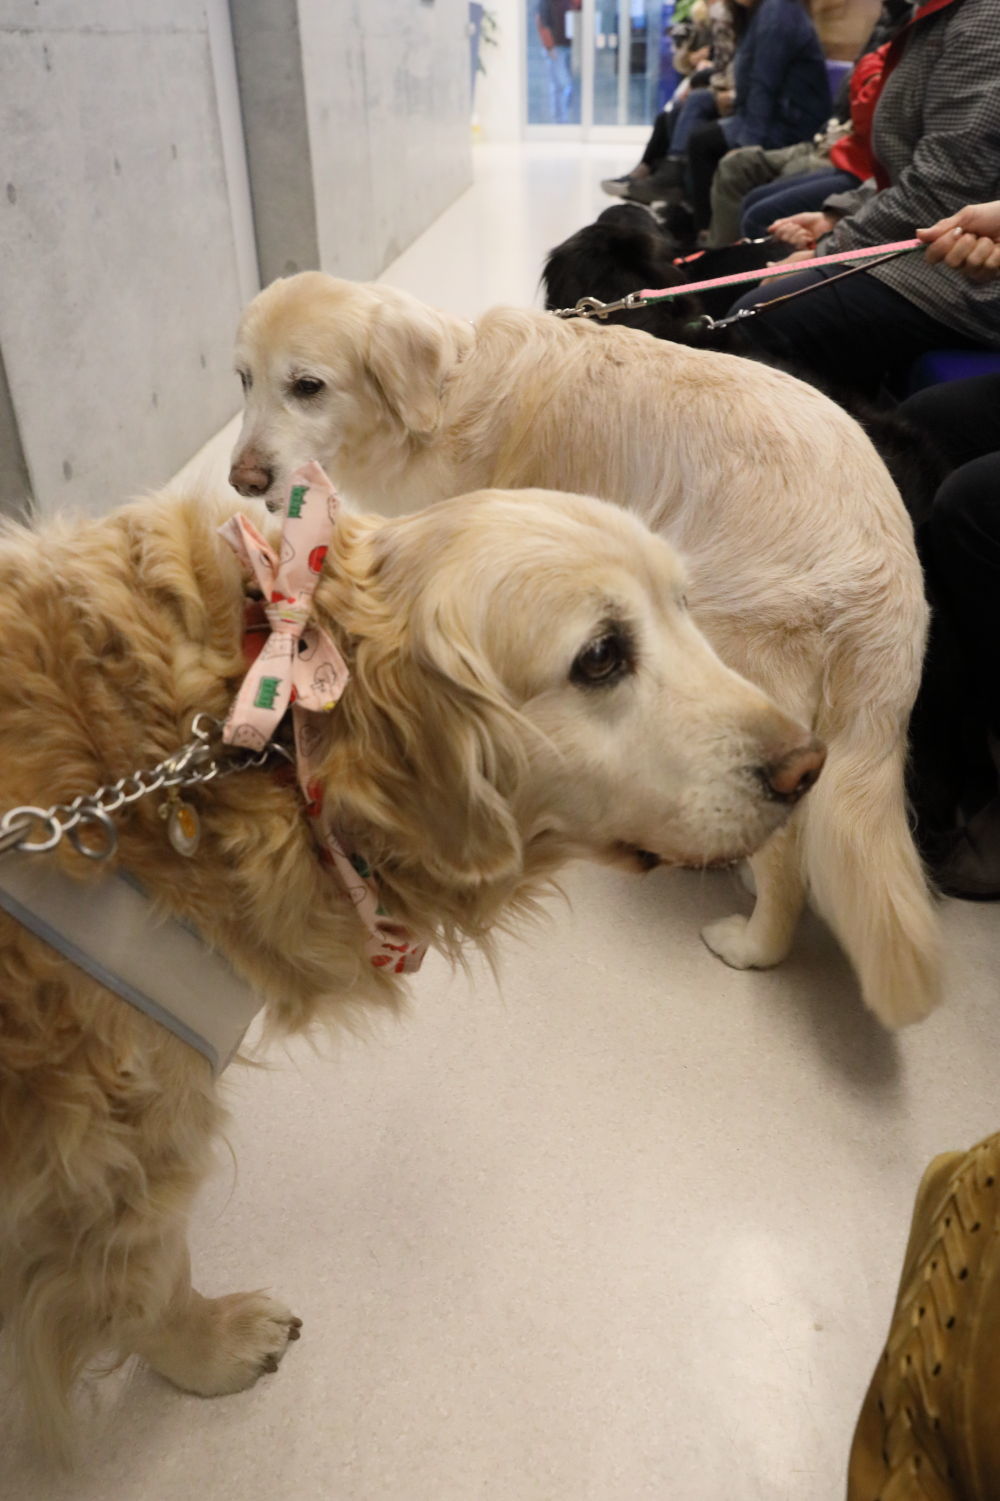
[765,248,817,275]
[538,23,555,49]
[767,212,836,249]
[917,202,1000,282]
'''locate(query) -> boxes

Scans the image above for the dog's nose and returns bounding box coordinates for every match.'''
[759,737,826,803]
[229,462,274,498]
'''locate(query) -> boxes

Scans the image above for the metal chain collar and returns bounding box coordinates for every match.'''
[0,712,284,864]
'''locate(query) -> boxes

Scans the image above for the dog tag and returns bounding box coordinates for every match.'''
[165,798,201,858]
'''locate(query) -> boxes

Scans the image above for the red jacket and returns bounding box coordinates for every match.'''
[828,42,890,181]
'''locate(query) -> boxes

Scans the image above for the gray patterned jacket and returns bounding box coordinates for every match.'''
[821,0,1000,345]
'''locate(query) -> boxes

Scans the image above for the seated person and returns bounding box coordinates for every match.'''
[685,0,831,237]
[706,0,914,244]
[603,0,830,235]
[721,35,892,244]
[720,0,1000,397]
[898,201,1000,897]
[603,0,736,203]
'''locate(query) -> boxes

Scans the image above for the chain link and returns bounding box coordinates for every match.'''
[0,712,285,863]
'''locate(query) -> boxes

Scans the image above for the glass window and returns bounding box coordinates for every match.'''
[526,2,679,130]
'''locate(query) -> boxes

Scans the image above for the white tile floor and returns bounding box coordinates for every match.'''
[5,143,1000,1501]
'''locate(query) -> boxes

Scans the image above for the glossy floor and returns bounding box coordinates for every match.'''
[5,144,999,1501]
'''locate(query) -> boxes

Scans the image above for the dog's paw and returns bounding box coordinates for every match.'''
[146,1290,302,1398]
[700,913,787,970]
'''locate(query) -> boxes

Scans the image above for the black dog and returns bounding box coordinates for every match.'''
[541,205,949,521]
[542,203,782,325]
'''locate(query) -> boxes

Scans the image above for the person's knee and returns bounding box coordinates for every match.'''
[741,199,771,239]
[927,455,1000,549]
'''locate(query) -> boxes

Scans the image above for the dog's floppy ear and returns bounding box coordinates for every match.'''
[326,613,527,900]
[394,654,526,890]
[364,295,462,439]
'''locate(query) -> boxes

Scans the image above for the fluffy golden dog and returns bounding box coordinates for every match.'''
[0,483,818,1452]
[230,272,941,1030]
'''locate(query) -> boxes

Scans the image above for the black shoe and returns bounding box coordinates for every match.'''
[624,157,686,204]
[601,171,641,198]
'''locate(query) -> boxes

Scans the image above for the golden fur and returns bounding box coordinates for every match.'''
[0,483,814,1453]
[231,272,942,1030]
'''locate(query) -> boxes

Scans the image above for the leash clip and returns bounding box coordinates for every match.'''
[693,305,760,334]
[552,292,645,320]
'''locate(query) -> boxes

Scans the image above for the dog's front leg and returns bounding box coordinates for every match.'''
[132,1235,302,1397]
[701,816,805,970]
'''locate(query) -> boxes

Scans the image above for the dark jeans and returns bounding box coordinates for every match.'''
[909,451,1000,843]
[740,169,862,240]
[641,107,675,167]
[899,373,1000,470]
[726,263,992,399]
[688,120,730,232]
[641,87,718,169]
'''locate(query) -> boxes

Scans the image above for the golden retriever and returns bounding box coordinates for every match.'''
[228,272,941,1032]
[0,482,818,1453]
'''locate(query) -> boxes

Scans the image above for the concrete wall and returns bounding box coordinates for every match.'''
[0,0,473,517]
[0,0,251,515]
[0,347,31,519]
[232,0,473,285]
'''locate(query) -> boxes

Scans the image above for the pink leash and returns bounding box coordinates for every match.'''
[551,238,923,327]
[637,237,922,303]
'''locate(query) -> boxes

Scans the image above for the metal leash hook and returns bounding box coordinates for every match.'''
[689,305,762,334]
[552,292,646,321]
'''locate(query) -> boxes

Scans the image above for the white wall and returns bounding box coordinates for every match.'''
[473,0,523,143]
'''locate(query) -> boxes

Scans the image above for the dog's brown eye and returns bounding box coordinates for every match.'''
[571,628,633,688]
[290,376,325,399]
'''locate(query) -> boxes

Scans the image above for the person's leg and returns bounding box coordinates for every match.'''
[544,47,561,122]
[922,455,1000,735]
[898,374,1000,470]
[604,105,674,193]
[726,265,992,398]
[641,107,676,167]
[619,92,721,205]
[687,120,730,232]
[740,169,861,240]
[545,45,573,123]
[910,454,1000,894]
[554,44,573,122]
[708,145,776,247]
[668,87,718,156]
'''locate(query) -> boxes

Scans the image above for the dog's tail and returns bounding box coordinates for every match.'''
[801,706,941,1029]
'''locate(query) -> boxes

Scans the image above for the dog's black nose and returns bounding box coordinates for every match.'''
[229,463,274,498]
[759,738,826,803]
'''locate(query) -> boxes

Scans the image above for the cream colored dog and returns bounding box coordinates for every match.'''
[0,482,818,1452]
[229,272,941,1031]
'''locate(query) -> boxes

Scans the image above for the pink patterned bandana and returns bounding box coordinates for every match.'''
[220,461,426,975]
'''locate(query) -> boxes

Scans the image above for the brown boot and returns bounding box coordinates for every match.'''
[848,1135,1000,1499]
